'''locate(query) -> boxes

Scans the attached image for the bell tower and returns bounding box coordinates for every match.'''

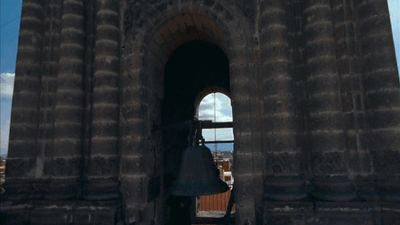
[1,0,399,225]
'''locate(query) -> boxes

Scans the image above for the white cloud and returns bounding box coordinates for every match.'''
[0,72,14,157]
[198,92,234,143]
[0,117,10,156]
[198,92,233,122]
[0,72,15,98]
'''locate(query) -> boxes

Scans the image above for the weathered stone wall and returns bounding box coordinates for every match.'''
[4,0,45,197]
[1,0,399,225]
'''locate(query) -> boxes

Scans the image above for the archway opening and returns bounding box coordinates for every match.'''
[162,40,231,225]
[196,92,235,218]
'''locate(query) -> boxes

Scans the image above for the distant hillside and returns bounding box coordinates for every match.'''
[0,143,233,159]
[205,143,233,152]
[0,152,7,159]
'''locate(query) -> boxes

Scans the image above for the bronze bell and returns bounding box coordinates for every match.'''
[171,145,229,196]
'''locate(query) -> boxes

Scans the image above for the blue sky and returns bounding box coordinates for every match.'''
[0,1,400,157]
[0,0,22,157]
[389,0,400,71]
[0,0,21,72]
[198,93,234,151]
[198,92,234,140]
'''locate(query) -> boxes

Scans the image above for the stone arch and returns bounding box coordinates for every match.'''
[132,1,252,52]
[119,2,260,224]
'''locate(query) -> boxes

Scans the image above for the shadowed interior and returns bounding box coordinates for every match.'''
[162,40,230,225]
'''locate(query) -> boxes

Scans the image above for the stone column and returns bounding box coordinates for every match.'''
[51,0,86,199]
[40,0,63,182]
[85,0,120,200]
[231,48,261,225]
[330,0,374,199]
[304,0,355,201]
[356,0,400,201]
[259,0,306,201]
[5,0,45,198]
[119,5,148,221]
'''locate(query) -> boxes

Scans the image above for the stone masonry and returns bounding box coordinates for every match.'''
[1,0,399,224]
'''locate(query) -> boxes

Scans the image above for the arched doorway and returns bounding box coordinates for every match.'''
[119,9,258,225]
[162,40,231,224]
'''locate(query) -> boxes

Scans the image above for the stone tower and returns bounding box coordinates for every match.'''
[1,0,399,224]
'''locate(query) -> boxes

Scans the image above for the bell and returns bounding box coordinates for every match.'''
[171,145,229,196]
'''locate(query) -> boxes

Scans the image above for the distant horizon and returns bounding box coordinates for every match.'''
[0,142,234,159]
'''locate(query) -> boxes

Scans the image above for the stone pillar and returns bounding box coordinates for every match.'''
[119,19,148,224]
[304,0,355,201]
[231,51,260,225]
[330,0,374,199]
[50,0,86,199]
[5,0,45,198]
[259,0,306,201]
[85,0,120,200]
[39,0,63,182]
[356,0,400,201]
